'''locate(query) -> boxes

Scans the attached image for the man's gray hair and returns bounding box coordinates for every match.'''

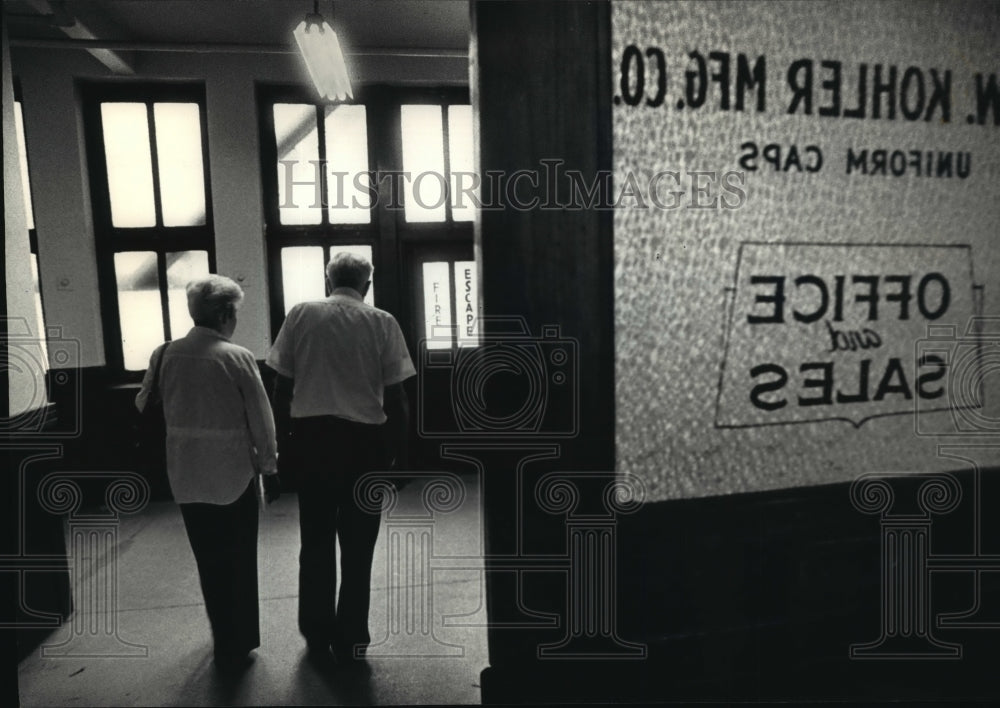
[187,274,244,328]
[326,251,373,291]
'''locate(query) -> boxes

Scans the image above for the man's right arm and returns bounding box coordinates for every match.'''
[272,373,294,447]
[380,315,416,469]
[265,307,296,452]
[384,382,410,470]
[270,373,296,490]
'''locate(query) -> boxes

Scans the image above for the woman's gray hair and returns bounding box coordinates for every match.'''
[186,274,244,328]
[326,252,373,291]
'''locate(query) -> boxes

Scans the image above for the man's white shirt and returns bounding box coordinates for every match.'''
[266,288,416,424]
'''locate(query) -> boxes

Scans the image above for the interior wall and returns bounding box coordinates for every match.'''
[11,45,468,365]
[3,19,49,415]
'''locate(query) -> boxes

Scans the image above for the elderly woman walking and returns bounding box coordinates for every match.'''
[137,274,279,671]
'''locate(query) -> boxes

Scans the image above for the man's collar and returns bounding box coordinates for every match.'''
[331,287,364,301]
[191,325,230,341]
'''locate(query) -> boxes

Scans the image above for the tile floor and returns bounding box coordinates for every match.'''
[17,474,487,706]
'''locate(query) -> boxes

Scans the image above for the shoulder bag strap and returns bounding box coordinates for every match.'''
[149,341,170,405]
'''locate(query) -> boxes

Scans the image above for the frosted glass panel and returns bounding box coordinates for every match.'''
[102,103,156,228]
[274,104,322,225]
[448,105,475,222]
[166,251,210,338]
[281,247,326,314]
[279,246,377,314]
[453,261,479,347]
[154,103,206,227]
[324,104,371,224]
[422,261,452,349]
[329,245,375,306]
[14,101,34,230]
[401,105,446,222]
[115,252,163,371]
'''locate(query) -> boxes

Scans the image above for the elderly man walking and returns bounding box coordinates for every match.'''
[267,252,414,664]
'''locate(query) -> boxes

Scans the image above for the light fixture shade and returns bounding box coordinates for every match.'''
[293,17,354,101]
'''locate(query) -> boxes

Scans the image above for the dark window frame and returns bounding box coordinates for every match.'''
[259,84,382,335]
[13,81,39,257]
[257,83,473,346]
[81,82,216,377]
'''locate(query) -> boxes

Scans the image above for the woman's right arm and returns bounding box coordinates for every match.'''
[237,350,278,476]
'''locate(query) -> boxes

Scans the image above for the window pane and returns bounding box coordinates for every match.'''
[101,103,156,228]
[166,251,210,338]
[115,252,164,371]
[324,104,370,224]
[401,105,446,222]
[453,261,479,347]
[328,245,375,306]
[448,105,475,222]
[422,261,452,349]
[274,104,322,225]
[30,255,48,370]
[281,246,326,314]
[14,101,34,230]
[154,103,206,227]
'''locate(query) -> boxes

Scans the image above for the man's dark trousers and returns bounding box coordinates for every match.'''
[292,415,385,658]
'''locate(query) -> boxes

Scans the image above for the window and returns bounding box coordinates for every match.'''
[13,92,48,370]
[83,85,214,373]
[259,86,477,350]
[281,244,375,314]
[260,87,380,333]
[397,95,478,350]
[273,102,371,226]
[400,103,475,223]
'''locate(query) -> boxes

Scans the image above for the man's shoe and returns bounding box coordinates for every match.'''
[214,650,254,674]
[305,639,335,666]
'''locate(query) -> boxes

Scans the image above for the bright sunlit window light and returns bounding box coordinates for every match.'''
[293,1,354,102]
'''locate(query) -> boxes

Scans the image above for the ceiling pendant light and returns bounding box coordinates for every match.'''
[293,1,353,101]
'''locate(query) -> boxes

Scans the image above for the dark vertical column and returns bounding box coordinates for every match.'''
[0,116,14,708]
[471,1,616,702]
[370,86,403,320]
[1,12,18,702]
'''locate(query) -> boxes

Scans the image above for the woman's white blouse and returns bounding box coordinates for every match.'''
[136,327,277,505]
